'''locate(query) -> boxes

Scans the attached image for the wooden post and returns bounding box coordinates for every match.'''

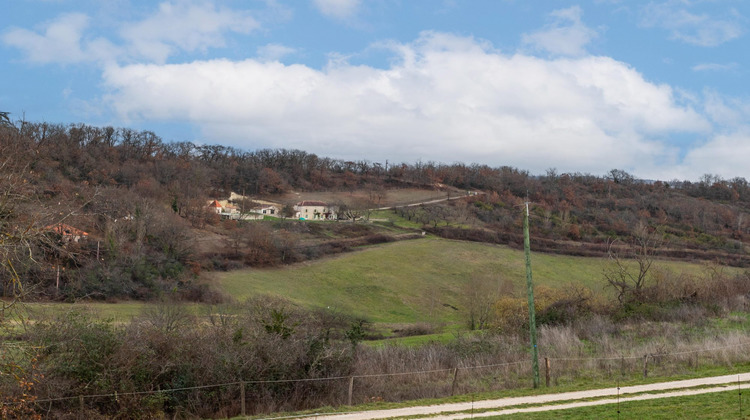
[348,376,354,406]
[545,358,551,387]
[451,368,459,395]
[240,381,246,417]
[643,354,649,378]
[79,395,84,413]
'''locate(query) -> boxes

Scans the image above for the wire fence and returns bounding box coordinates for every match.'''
[3,337,750,419]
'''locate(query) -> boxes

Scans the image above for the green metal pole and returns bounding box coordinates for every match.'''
[524,203,540,388]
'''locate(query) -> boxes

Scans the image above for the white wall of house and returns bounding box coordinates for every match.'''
[294,203,337,220]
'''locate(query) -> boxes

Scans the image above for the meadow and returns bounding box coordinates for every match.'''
[13,235,737,334]
[217,236,733,329]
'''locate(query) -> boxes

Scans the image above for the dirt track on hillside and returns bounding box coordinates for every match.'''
[290,372,750,419]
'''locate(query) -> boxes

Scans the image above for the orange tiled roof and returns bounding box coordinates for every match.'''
[46,223,89,237]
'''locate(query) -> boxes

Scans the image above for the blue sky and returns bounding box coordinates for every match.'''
[2,0,750,181]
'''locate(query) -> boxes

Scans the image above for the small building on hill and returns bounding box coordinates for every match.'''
[46,223,89,243]
[294,201,337,220]
[207,199,246,219]
[255,204,279,216]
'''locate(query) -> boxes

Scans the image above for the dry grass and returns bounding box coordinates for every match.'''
[344,316,750,404]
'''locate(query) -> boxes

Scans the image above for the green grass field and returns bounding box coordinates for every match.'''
[7,236,739,335]
[493,387,750,419]
[218,237,729,326]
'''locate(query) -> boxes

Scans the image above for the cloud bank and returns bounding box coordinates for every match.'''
[102,32,711,178]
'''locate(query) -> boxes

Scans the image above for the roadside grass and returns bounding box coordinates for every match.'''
[491,387,750,419]
[241,363,750,419]
[218,237,732,327]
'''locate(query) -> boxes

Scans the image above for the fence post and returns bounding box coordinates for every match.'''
[79,395,84,414]
[451,368,459,395]
[240,381,246,417]
[643,354,649,378]
[545,358,551,387]
[348,376,354,406]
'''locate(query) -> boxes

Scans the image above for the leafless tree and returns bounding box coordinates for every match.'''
[603,223,662,304]
[462,274,509,330]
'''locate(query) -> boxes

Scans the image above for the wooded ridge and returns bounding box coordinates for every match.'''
[2,120,749,301]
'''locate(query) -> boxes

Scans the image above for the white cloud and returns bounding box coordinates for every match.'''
[703,90,750,127]
[1,13,116,64]
[312,0,361,21]
[102,32,709,177]
[692,62,738,72]
[639,2,743,47]
[256,44,297,62]
[2,1,259,65]
[521,6,598,57]
[677,130,750,180]
[121,0,259,63]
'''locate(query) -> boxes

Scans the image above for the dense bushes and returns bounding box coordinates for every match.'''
[22,298,357,418]
[489,267,750,333]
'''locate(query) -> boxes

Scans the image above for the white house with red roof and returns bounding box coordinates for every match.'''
[207,199,253,220]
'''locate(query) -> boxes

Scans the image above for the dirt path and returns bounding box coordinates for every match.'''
[293,372,750,419]
[374,191,479,211]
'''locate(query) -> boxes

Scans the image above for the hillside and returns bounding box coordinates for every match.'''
[5,120,750,419]
[218,237,735,329]
[1,120,750,303]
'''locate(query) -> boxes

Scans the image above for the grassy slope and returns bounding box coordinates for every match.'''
[218,237,726,325]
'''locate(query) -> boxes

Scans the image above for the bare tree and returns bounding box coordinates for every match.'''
[1,129,36,308]
[462,274,510,330]
[0,111,11,126]
[603,223,661,304]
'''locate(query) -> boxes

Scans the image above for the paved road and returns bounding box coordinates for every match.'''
[293,372,750,420]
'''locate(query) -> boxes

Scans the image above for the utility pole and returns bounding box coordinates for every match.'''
[524,202,540,388]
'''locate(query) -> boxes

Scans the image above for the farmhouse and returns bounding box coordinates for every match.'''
[207,200,247,220]
[244,200,281,217]
[294,201,337,220]
[256,205,278,216]
[46,223,89,243]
